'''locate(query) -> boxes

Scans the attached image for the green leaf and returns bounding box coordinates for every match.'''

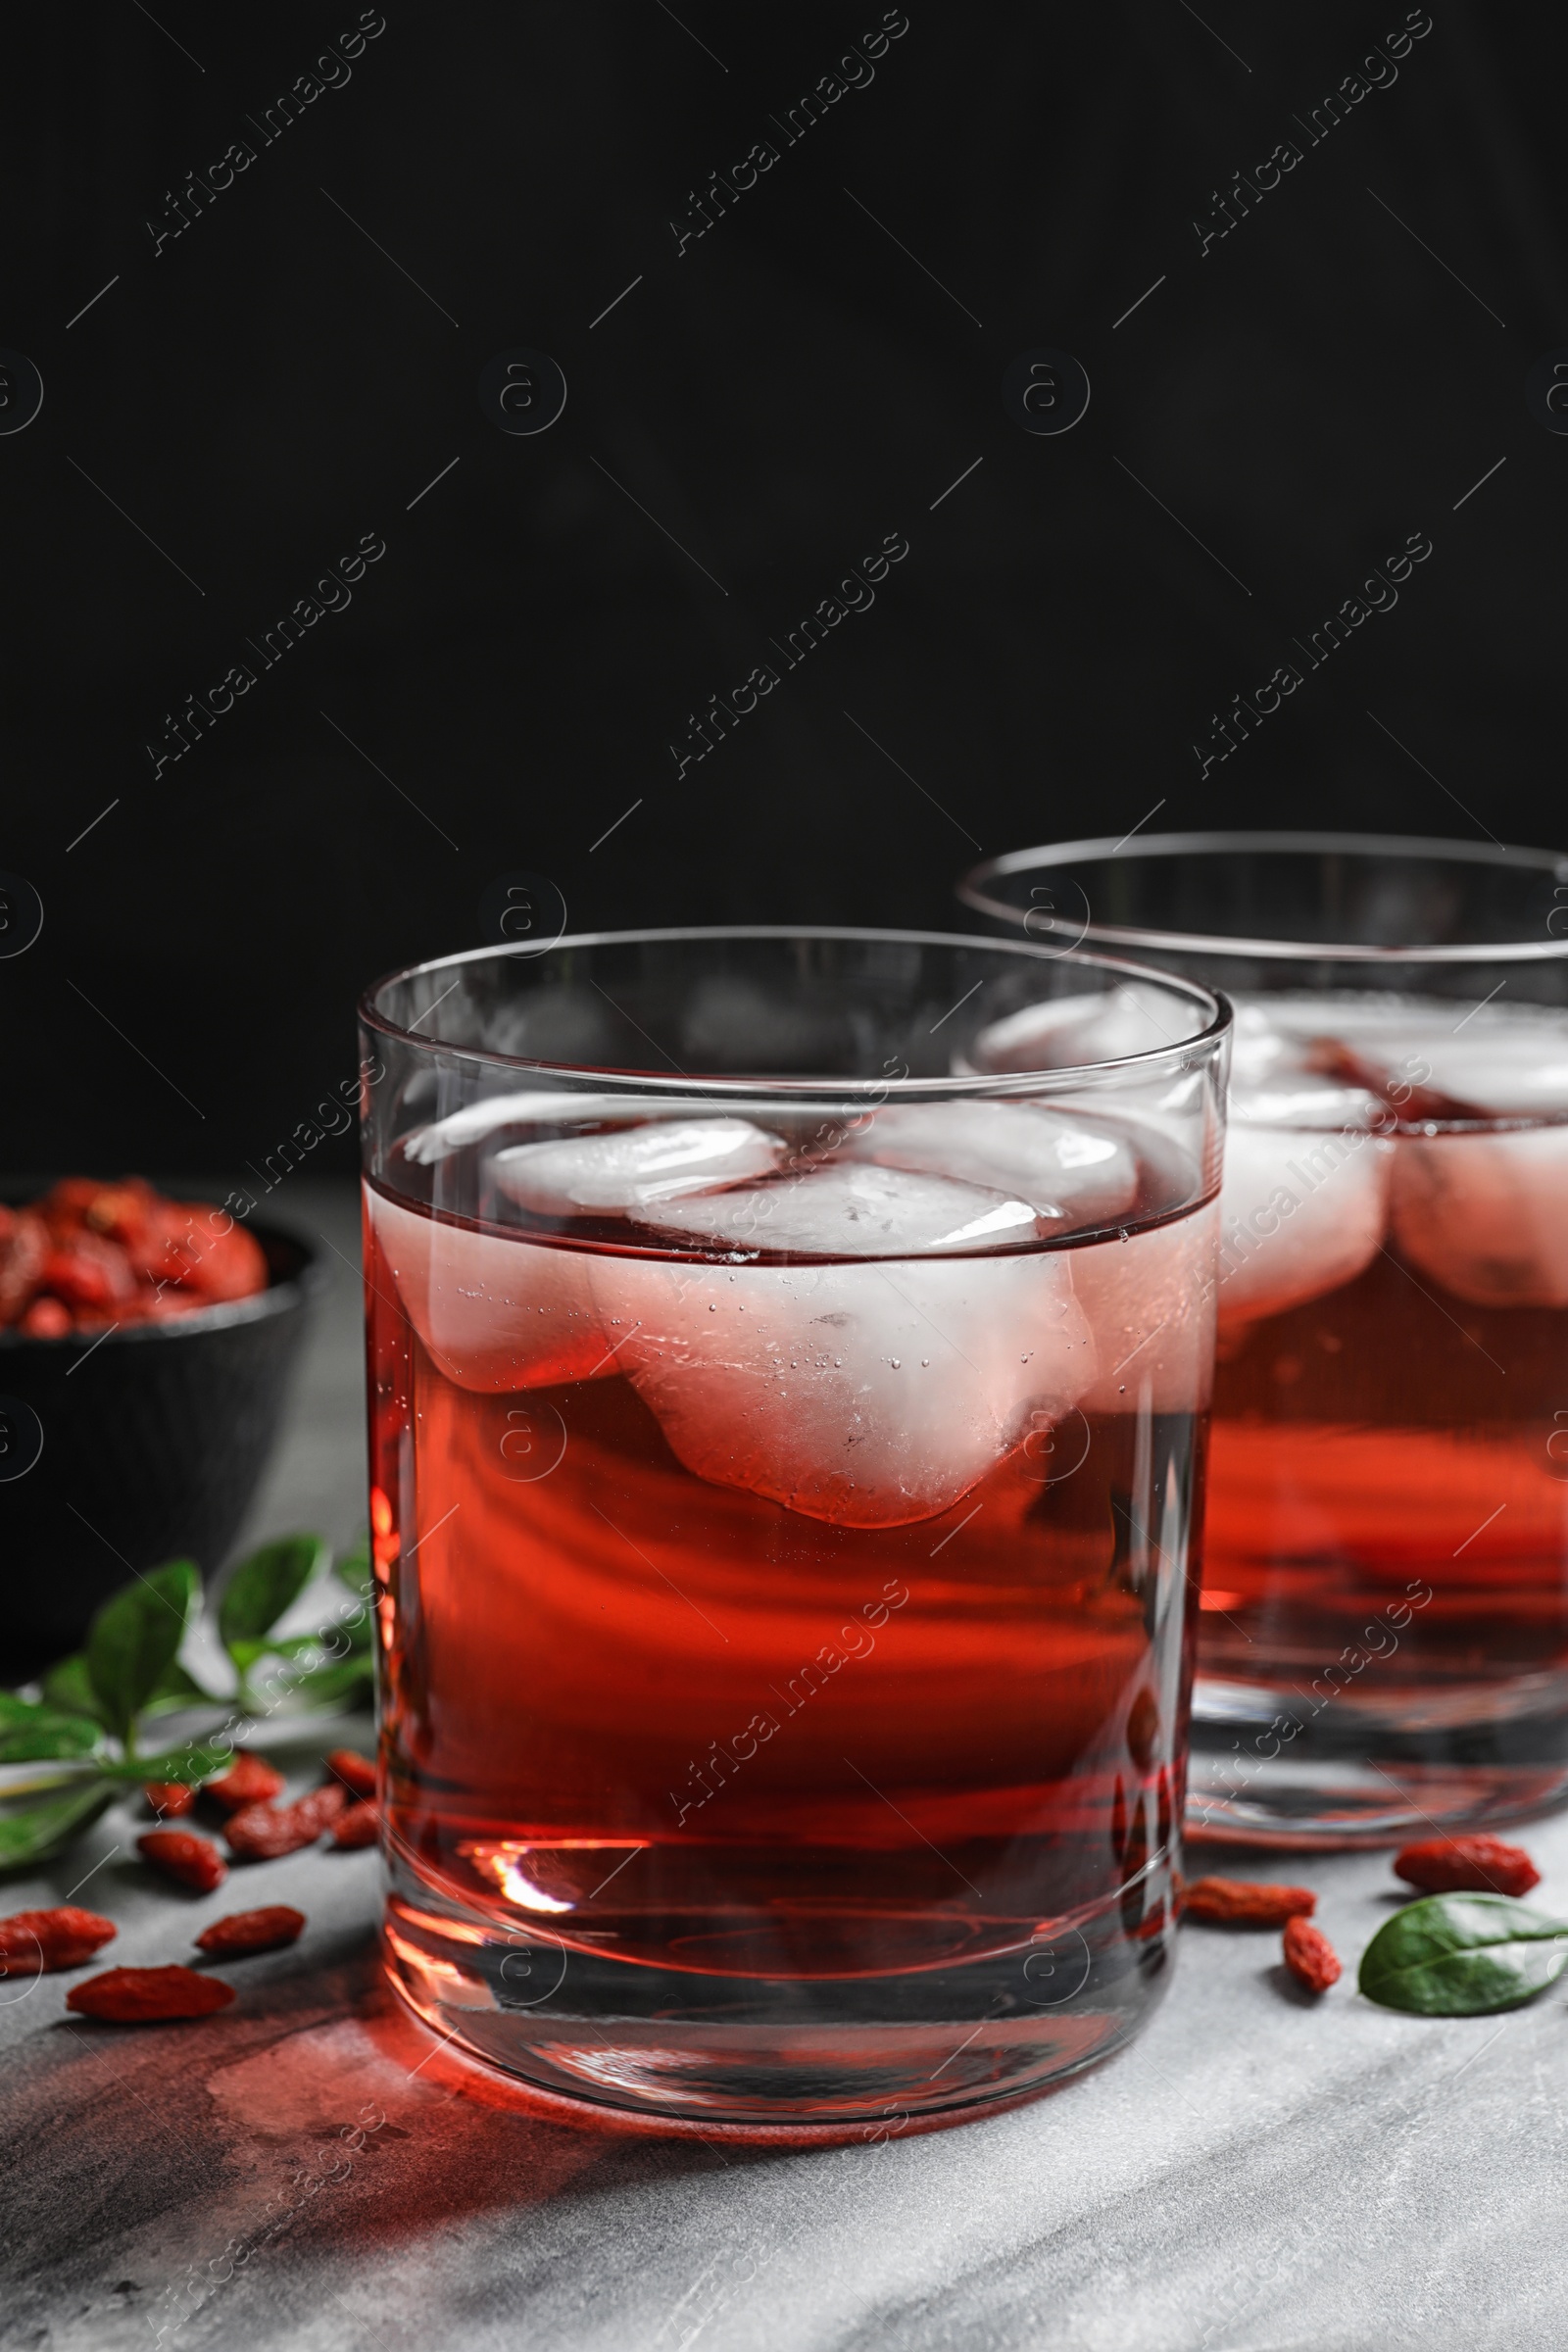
[280,1650,375,1709]
[97,1740,232,1785]
[86,1562,199,1748]
[334,1533,372,1594]
[0,1699,103,1763]
[0,1780,116,1871]
[219,1535,328,1659]
[141,1659,220,1716]
[339,1606,374,1653]
[39,1653,105,1725]
[1359,1894,1568,2016]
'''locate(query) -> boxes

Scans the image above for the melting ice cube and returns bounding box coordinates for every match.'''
[368,1189,609,1392]
[1393,1128,1568,1307]
[1241,995,1568,1118]
[493,1117,784,1217]
[839,1101,1139,1229]
[635,1160,1041,1256]
[970,981,1185,1072]
[1328,1018,1568,1118]
[403,1091,678,1166]
[1070,1201,1220,1413]
[593,1241,1096,1527]
[1216,1107,1394,1329]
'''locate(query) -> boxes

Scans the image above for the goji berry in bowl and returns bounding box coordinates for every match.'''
[0,1179,324,1678]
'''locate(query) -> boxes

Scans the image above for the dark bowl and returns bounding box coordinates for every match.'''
[0,1218,324,1682]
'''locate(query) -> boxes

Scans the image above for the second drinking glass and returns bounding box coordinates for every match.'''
[962,833,1568,1845]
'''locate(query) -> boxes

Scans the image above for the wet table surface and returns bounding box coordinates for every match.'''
[5,1181,1565,2352]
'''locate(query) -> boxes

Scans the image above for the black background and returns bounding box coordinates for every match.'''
[4,0,1563,1174]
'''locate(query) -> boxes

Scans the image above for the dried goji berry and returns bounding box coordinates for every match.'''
[225,1782,346,1860]
[0,1906,118,1973]
[194,1906,305,1957]
[143,1209,267,1302]
[205,1751,285,1812]
[1183,1877,1317,1927]
[144,1781,197,1818]
[20,1296,72,1337]
[38,1233,137,1311]
[331,1800,379,1849]
[68,1966,235,2023]
[1283,1915,1342,1994]
[81,1180,157,1249]
[36,1178,113,1239]
[325,1749,376,1799]
[1394,1835,1540,1898]
[138,1829,227,1893]
[0,1205,47,1322]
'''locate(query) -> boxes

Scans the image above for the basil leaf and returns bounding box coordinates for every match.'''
[0,1704,103,1763]
[1359,1894,1568,2015]
[0,1780,115,1870]
[339,1606,374,1654]
[39,1653,105,1725]
[219,1535,328,1658]
[281,1650,375,1708]
[334,1533,372,1594]
[86,1562,199,1748]
[98,1740,232,1785]
[141,1659,220,1715]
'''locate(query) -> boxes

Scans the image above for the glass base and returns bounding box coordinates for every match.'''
[1189,1674,1568,1846]
[381,1853,1176,2127]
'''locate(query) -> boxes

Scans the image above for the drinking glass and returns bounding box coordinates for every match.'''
[960,833,1568,1844]
[358,928,1227,2124]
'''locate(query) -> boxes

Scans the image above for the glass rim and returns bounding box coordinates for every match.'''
[957,829,1568,966]
[358,923,1231,1097]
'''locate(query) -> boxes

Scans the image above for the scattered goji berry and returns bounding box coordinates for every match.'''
[0,1906,118,1973]
[1183,1877,1317,1927]
[138,1830,227,1893]
[205,1751,285,1812]
[68,1966,235,2023]
[1394,1835,1540,1898]
[194,1906,306,1957]
[1283,1915,1342,1993]
[144,1781,197,1818]
[225,1782,346,1860]
[325,1748,376,1799]
[331,1800,379,1849]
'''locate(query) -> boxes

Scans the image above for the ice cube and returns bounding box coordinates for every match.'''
[970,981,1187,1072]
[368,1188,609,1392]
[638,1160,1042,1256]
[1393,1127,1568,1307]
[593,1244,1096,1527]
[493,1117,784,1217]
[1070,1200,1220,1412]
[1228,998,1318,1089]
[1372,1029,1568,1117]
[1241,995,1568,1117]
[1216,1114,1394,1329]
[839,1101,1140,1229]
[405,1091,687,1166]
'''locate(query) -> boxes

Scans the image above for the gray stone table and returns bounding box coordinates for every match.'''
[5,1182,1565,2351]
